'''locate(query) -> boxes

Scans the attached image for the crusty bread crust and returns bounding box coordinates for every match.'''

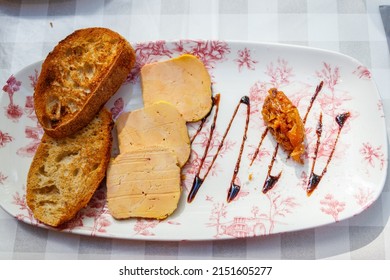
[26,108,113,227]
[34,27,135,138]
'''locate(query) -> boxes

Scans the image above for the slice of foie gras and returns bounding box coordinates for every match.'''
[107,146,181,220]
[141,54,212,122]
[115,101,190,167]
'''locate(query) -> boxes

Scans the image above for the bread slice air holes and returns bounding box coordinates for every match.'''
[46,96,61,122]
[34,27,135,138]
[27,108,114,227]
[34,184,60,195]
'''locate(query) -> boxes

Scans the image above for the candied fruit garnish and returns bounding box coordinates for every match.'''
[262,88,305,163]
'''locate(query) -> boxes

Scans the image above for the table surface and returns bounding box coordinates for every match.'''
[0,0,389,260]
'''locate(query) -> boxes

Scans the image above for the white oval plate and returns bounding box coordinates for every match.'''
[0,40,387,241]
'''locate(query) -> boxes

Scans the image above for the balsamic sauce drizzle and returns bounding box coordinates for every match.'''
[186,80,347,203]
[190,118,206,144]
[249,127,269,166]
[307,112,351,195]
[194,94,221,175]
[262,144,282,193]
[190,98,217,144]
[302,81,324,125]
[187,95,251,203]
[187,94,221,203]
[227,96,251,202]
[307,113,323,195]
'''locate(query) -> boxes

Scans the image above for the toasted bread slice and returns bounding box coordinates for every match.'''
[34,27,135,138]
[26,108,113,227]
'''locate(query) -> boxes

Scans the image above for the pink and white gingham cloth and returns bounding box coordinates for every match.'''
[0,0,389,260]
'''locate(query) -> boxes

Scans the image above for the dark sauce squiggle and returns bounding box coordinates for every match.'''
[187,95,251,203]
[307,112,351,195]
[307,112,323,194]
[187,81,347,202]
[227,96,251,202]
[190,98,217,144]
[302,81,324,125]
[187,94,220,202]
[262,144,282,193]
[249,127,269,166]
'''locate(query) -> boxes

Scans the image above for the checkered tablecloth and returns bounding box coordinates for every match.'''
[0,0,389,260]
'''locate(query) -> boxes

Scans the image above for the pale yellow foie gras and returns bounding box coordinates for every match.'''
[141,53,213,122]
[107,102,190,220]
[115,101,190,167]
[107,54,213,220]
[107,147,181,220]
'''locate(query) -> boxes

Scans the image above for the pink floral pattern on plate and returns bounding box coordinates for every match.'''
[320,194,346,222]
[58,186,112,236]
[0,172,7,185]
[207,191,299,238]
[0,41,387,241]
[110,97,124,119]
[2,75,23,122]
[354,187,375,211]
[360,142,386,171]
[235,48,258,72]
[353,65,371,79]
[0,130,13,148]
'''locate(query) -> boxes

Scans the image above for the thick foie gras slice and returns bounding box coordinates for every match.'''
[106,146,181,220]
[115,102,190,167]
[141,54,212,122]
